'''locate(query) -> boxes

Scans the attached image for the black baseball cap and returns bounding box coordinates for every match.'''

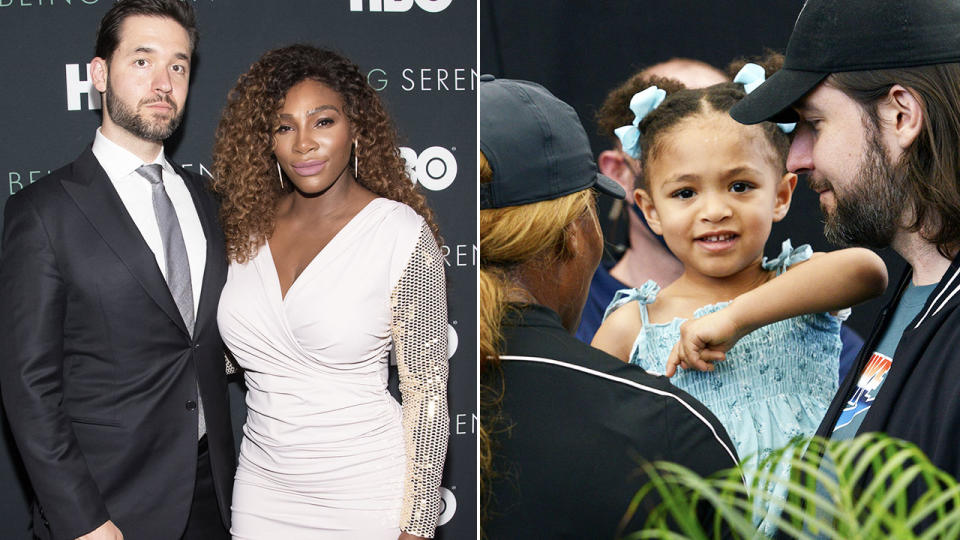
[479,75,625,210]
[731,0,960,125]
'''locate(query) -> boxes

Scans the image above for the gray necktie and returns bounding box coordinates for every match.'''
[137,163,205,438]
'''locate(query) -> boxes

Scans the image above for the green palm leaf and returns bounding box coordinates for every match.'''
[621,433,960,539]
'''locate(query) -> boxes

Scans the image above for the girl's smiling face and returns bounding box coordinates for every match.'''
[638,111,797,282]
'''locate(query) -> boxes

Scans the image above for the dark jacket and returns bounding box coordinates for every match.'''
[484,303,739,539]
[0,147,236,540]
[815,253,960,480]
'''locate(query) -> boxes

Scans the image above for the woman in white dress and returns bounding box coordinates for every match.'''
[210,45,449,540]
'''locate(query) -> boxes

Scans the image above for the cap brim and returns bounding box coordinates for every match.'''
[594,173,626,200]
[730,69,828,125]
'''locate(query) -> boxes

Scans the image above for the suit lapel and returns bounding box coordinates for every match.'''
[173,161,226,339]
[60,147,191,337]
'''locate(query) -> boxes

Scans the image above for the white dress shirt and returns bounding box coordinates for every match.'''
[91,128,206,315]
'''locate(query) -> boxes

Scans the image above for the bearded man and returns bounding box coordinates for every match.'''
[732,0,960,482]
[0,1,235,539]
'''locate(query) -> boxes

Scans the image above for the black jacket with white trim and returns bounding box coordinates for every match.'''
[814,253,960,480]
[484,303,739,539]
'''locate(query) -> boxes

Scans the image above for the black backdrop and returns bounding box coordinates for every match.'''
[481,0,908,340]
[0,1,476,538]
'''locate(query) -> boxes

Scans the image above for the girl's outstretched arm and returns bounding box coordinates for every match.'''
[592,304,643,363]
[666,247,888,376]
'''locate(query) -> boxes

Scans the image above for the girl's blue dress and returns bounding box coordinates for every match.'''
[605,240,840,531]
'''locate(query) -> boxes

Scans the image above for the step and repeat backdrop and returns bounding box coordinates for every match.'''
[0,0,476,537]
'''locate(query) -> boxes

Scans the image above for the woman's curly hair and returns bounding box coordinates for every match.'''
[211,44,441,263]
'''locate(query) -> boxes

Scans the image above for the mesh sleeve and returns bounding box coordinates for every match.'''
[224,350,239,375]
[390,222,450,538]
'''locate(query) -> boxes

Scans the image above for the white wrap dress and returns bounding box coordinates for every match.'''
[219,198,449,539]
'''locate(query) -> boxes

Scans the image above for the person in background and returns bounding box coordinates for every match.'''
[479,74,739,539]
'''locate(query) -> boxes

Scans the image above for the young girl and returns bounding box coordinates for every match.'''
[591,61,888,530]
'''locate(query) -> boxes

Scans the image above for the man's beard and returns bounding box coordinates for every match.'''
[105,79,183,142]
[814,132,906,249]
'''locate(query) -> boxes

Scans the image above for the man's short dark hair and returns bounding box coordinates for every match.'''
[95,0,198,61]
[830,63,960,259]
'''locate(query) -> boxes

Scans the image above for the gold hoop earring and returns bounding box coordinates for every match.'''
[353,139,359,179]
[276,160,284,189]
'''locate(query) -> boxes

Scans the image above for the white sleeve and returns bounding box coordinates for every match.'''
[389,221,449,538]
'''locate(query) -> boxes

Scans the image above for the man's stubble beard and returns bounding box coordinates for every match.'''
[105,78,184,142]
[820,130,906,249]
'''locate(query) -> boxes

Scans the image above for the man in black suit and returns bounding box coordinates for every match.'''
[0,1,234,539]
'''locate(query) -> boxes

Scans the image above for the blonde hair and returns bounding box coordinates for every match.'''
[479,151,595,528]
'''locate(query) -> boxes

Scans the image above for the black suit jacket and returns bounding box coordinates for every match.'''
[0,147,236,540]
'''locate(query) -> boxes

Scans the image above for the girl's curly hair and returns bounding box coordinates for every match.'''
[211,44,441,263]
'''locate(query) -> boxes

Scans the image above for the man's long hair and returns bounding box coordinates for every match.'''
[830,63,960,259]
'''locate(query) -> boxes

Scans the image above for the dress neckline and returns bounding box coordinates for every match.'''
[265,197,386,302]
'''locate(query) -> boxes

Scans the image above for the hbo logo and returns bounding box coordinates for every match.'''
[400,146,457,191]
[437,487,457,526]
[350,0,452,12]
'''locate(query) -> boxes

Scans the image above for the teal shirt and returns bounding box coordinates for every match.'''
[811,281,937,539]
[831,282,936,440]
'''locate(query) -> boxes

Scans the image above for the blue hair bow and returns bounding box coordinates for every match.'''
[614,86,666,159]
[733,63,796,134]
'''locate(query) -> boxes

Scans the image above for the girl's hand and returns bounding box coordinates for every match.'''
[398,532,427,540]
[665,310,745,376]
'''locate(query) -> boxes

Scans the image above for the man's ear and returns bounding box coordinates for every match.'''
[881,84,924,151]
[635,189,662,235]
[598,149,636,195]
[773,172,798,222]
[91,57,108,94]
